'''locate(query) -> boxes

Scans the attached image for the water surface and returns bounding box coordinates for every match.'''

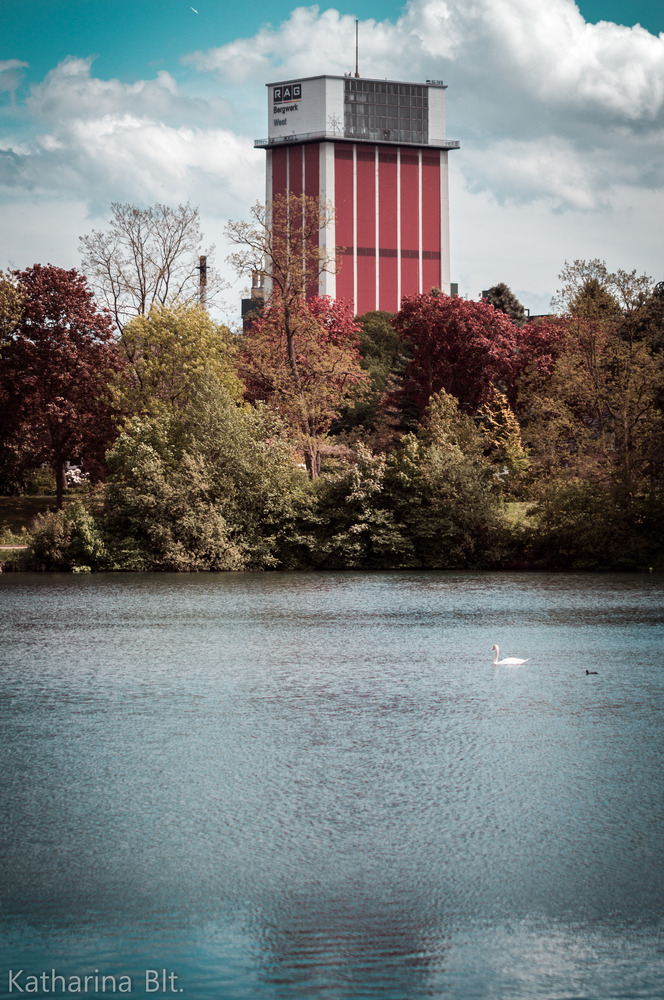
[1,571,663,999]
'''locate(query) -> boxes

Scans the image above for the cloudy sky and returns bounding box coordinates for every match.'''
[1,0,663,319]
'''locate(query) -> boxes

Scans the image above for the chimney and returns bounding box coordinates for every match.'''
[198,255,207,307]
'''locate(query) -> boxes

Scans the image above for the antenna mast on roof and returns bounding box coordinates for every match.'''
[355,19,360,77]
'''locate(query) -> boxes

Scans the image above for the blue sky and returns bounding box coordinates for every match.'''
[2,0,663,318]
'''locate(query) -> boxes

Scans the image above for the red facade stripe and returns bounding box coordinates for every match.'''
[272,147,288,196]
[377,148,398,311]
[304,144,320,199]
[334,146,355,303]
[421,153,441,292]
[356,148,376,312]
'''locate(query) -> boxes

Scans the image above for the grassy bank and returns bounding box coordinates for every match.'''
[0,496,59,537]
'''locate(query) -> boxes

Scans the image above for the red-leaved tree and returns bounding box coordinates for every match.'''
[239,295,368,477]
[0,265,125,507]
[390,292,565,426]
[391,292,524,420]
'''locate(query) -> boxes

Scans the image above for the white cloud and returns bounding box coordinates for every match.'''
[184,7,374,83]
[0,59,28,98]
[186,0,664,209]
[0,55,264,321]
[27,57,230,127]
[459,0,664,119]
[450,172,664,313]
[0,56,263,216]
[1,0,663,315]
[188,0,664,124]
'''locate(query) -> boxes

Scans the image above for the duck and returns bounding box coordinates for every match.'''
[492,644,529,666]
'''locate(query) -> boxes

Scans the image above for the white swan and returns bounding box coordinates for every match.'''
[492,644,529,666]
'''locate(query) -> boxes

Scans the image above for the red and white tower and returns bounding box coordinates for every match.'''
[255,74,459,314]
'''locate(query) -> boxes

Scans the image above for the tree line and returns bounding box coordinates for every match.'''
[1,200,663,573]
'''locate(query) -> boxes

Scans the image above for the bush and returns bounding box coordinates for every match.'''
[311,446,414,569]
[525,482,664,570]
[29,500,107,571]
[103,426,243,572]
[24,467,57,495]
[102,379,313,572]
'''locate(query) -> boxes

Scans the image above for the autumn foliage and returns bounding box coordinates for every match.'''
[0,264,124,506]
[392,292,524,417]
[240,294,368,476]
[1,234,663,573]
[389,291,567,429]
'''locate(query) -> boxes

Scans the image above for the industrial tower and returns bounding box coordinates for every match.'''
[255,73,459,314]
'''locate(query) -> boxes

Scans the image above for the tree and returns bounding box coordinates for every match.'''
[331,309,405,438]
[553,259,653,321]
[29,500,107,572]
[630,288,664,352]
[104,416,244,573]
[544,261,663,488]
[310,446,414,569]
[0,271,23,343]
[523,315,664,491]
[238,294,368,476]
[0,265,124,507]
[103,376,311,571]
[381,392,502,568]
[390,291,523,420]
[476,385,530,495]
[417,388,484,458]
[80,202,211,330]
[483,283,526,326]
[526,481,664,571]
[0,273,26,493]
[225,193,337,309]
[226,193,348,477]
[115,302,243,418]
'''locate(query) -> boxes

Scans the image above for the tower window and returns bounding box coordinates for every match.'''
[343,79,428,144]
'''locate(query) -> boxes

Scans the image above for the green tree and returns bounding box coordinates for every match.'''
[570,277,622,324]
[526,481,664,571]
[476,385,530,495]
[104,419,243,572]
[29,500,107,572]
[0,271,23,343]
[332,309,406,440]
[417,389,484,457]
[115,302,243,418]
[311,446,413,569]
[483,283,526,326]
[626,286,664,352]
[294,390,502,571]
[553,259,653,322]
[524,261,662,491]
[103,377,311,571]
[380,392,502,568]
[524,317,664,491]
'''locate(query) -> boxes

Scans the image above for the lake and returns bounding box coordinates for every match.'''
[1,571,663,1000]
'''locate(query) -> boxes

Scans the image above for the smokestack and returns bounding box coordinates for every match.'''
[198,255,207,307]
[355,20,359,78]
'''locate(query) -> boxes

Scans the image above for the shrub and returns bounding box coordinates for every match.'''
[29,500,107,571]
